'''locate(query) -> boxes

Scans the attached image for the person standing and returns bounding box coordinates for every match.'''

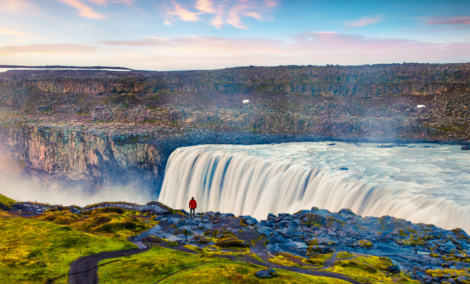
[189,197,197,218]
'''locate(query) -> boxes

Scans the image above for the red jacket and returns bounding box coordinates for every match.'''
[189,199,197,209]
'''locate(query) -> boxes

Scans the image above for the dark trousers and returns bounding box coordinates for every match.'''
[190,208,195,218]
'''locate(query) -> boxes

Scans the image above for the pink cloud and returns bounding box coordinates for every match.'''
[227,5,248,29]
[425,16,470,26]
[346,15,381,27]
[0,43,99,55]
[195,0,215,13]
[0,0,39,16]
[87,0,134,6]
[0,28,33,38]
[57,0,106,19]
[102,32,470,70]
[168,0,201,22]
[98,37,170,47]
[264,0,278,7]
[211,9,224,28]
[166,0,277,29]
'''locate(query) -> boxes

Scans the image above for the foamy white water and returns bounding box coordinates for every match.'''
[159,142,470,232]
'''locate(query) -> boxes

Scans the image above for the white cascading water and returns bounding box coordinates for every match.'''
[158,142,470,232]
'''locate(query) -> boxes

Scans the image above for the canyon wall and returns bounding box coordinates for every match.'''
[0,63,469,194]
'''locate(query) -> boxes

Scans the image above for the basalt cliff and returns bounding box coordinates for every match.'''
[0,63,469,193]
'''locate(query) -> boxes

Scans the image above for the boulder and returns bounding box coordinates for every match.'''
[246,218,258,226]
[256,226,273,236]
[338,208,355,215]
[255,268,278,279]
[462,145,469,150]
[268,236,289,244]
[307,245,334,254]
[267,213,276,220]
[387,265,400,274]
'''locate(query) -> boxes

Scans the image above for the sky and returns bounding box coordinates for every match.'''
[0,0,469,70]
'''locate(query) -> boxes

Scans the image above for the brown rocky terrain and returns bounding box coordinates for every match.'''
[0,63,469,193]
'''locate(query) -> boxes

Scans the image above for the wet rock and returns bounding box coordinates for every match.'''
[268,236,289,244]
[267,213,276,220]
[457,275,470,283]
[256,226,273,236]
[387,265,400,274]
[462,145,469,150]
[307,245,334,254]
[339,208,355,215]
[255,268,278,279]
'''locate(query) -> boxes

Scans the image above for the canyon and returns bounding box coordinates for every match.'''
[0,63,469,198]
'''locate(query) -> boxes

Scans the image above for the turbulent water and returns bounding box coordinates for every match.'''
[159,142,470,232]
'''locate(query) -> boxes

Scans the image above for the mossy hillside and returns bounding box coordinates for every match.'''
[0,193,16,208]
[329,255,417,284]
[158,262,350,284]
[34,207,158,238]
[0,213,135,284]
[425,268,470,281]
[98,246,350,284]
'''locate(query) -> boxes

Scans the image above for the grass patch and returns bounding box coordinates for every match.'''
[331,255,395,283]
[160,262,351,284]
[0,193,16,208]
[0,213,134,284]
[99,246,349,284]
[34,207,158,239]
[336,251,355,259]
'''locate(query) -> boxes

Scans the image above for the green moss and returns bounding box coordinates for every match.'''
[358,239,373,248]
[425,269,469,279]
[0,194,16,208]
[216,239,249,249]
[99,246,351,284]
[250,235,263,247]
[0,213,134,284]
[331,255,396,283]
[337,252,355,259]
[35,208,157,237]
[301,213,327,227]
[167,241,179,247]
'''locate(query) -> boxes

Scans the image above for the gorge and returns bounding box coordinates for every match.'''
[0,64,469,217]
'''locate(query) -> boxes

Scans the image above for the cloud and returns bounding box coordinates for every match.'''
[0,43,99,55]
[168,0,201,22]
[98,37,170,47]
[346,15,381,27]
[0,28,32,38]
[112,32,470,70]
[264,0,278,7]
[211,9,224,28]
[195,0,215,13]
[0,0,39,16]
[424,16,470,26]
[227,5,248,29]
[166,0,276,29]
[57,0,106,19]
[88,0,134,6]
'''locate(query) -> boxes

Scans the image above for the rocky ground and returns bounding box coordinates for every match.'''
[135,207,470,283]
[9,199,470,283]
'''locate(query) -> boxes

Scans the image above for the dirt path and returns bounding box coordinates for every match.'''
[69,247,149,284]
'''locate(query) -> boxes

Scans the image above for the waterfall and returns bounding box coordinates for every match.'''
[159,142,470,232]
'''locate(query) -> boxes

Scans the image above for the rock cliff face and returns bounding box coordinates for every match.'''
[0,120,159,190]
[0,63,469,193]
